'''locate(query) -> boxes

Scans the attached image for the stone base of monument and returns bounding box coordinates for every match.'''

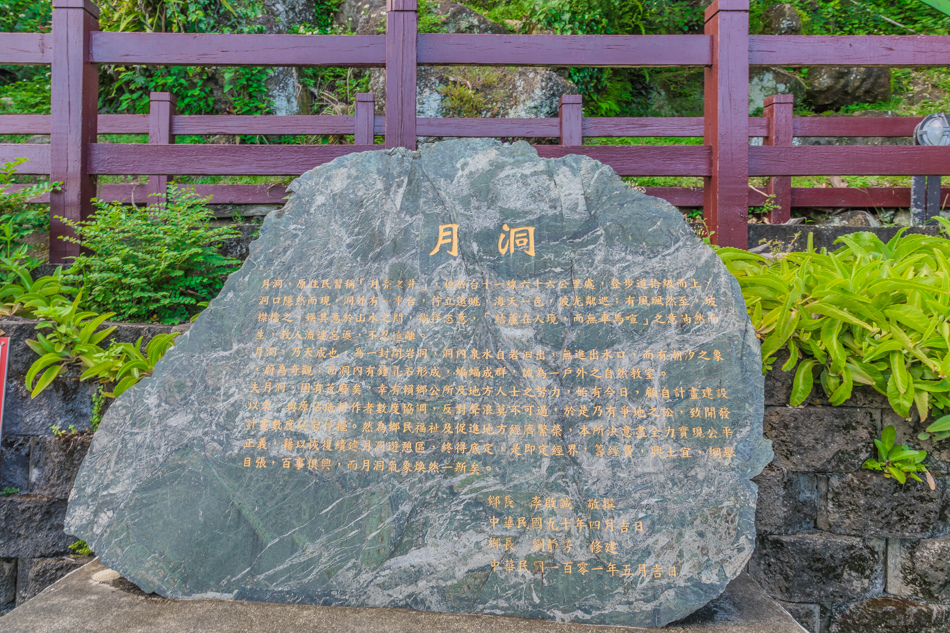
[3,559,804,633]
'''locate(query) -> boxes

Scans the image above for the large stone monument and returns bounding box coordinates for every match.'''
[66,139,772,627]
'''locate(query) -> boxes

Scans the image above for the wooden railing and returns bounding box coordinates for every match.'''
[1,0,950,261]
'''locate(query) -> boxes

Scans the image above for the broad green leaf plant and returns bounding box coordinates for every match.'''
[25,290,117,397]
[22,291,180,401]
[0,260,74,318]
[81,332,180,398]
[863,425,932,487]
[719,221,950,430]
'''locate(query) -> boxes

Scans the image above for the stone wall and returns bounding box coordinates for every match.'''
[0,319,174,613]
[2,318,950,631]
[750,354,950,633]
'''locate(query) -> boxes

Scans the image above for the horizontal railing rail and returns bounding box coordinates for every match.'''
[1,114,924,138]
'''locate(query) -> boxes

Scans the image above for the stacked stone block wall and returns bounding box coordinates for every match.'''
[0,319,174,612]
[751,354,950,633]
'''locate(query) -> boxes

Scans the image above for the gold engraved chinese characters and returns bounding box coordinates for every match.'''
[429,224,459,257]
[498,224,536,256]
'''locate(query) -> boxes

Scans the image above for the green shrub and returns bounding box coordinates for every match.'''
[749,0,950,36]
[719,222,950,428]
[60,187,240,324]
[525,0,642,111]
[0,74,52,114]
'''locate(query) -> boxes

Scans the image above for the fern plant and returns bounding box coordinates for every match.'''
[0,158,58,258]
[60,186,239,324]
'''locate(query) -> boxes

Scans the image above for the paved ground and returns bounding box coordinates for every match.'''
[2,560,805,633]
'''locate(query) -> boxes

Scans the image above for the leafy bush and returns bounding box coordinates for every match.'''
[750,0,950,36]
[60,187,240,324]
[719,222,950,428]
[524,0,642,111]
[93,0,274,115]
[0,0,51,33]
[0,73,52,114]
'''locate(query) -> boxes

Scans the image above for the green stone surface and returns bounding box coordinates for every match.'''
[66,139,772,627]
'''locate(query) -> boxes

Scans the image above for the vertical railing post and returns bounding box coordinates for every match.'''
[763,94,793,225]
[559,95,583,146]
[147,91,175,206]
[910,176,941,226]
[50,0,99,264]
[385,0,417,150]
[355,93,375,146]
[703,0,749,248]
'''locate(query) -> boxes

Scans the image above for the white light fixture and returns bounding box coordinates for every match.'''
[914,112,950,147]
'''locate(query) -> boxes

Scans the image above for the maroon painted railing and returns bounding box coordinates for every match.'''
[1,0,950,261]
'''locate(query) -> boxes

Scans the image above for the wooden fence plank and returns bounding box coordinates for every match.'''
[354,93,375,145]
[559,95,583,146]
[0,33,51,65]
[764,94,793,224]
[534,146,711,176]
[0,145,51,173]
[147,92,175,202]
[789,187,942,208]
[90,32,387,66]
[750,35,950,67]
[0,114,158,135]
[750,146,950,176]
[793,117,920,138]
[87,144,710,176]
[0,115,52,135]
[171,115,354,135]
[418,34,712,66]
[385,0,418,149]
[99,115,149,134]
[417,118,560,137]
[584,118,706,137]
[88,144,378,175]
